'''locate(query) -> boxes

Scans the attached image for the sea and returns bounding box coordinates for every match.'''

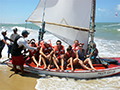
[0,23,120,90]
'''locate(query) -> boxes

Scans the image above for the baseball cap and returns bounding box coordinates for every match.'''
[13,28,18,31]
[1,29,7,33]
[22,30,29,36]
[44,39,50,44]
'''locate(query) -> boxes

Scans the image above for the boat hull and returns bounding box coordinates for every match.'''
[7,57,120,79]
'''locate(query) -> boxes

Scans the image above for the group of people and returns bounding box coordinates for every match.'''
[0,28,19,59]
[0,28,98,74]
[27,39,98,72]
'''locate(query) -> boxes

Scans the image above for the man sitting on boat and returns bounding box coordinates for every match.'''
[39,39,53,70]
[74,43,96,71]
[62,45,76,72]
[29,40,41,67]
[52,40,65,71]
[72,40,80,52]
[11,30,40,74]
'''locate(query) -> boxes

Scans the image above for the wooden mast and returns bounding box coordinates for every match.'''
[91,0,96,42]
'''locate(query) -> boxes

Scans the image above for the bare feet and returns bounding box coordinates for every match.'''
[43,66,47,70]
[92,68,96,70]
[61,67,64,72]
[71,68,74,72]
[47,65,51,71]
[91,68,97,72]
[56,67,60,71]
[66,64,70,68]
[56,68,60,72]
[88,68,92,71]
[37,64,41,67]
[15,71,18,74]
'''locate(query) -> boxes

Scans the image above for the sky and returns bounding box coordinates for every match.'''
[0,0,120,23]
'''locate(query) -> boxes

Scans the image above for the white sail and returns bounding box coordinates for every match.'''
[26,0,93,49]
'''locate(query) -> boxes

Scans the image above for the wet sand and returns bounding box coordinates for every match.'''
[0,63,41,90]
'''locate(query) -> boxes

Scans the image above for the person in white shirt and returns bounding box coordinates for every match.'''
[8,28,19,58]
[11,30,40,74]
[10,28,19,44]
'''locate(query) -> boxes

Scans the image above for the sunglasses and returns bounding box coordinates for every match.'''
[57,43,61,45]
[31,42,35,44]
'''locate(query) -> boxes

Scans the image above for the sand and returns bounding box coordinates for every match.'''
[0,62,41,90]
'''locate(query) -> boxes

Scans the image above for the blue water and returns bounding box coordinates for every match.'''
[95,23,120,41]
[1,22,120,40]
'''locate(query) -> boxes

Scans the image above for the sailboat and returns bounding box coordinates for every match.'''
[7,0,120,79]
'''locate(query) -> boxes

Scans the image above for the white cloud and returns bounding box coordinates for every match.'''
[98,8,106,11]
[117,4,120,10]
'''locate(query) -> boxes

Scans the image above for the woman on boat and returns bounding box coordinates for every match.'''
[39,39,53,70]
[62,45,75,72]
[52,40,65,71]
[29,40,41,67]
[74,43,96,70]
[72,40,80,52]
[86,42,98,64]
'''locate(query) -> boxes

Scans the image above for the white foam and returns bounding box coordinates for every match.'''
[35,76,120,90]
[103,23,120,28]
[94,37,120,57]
[117,29,120,31]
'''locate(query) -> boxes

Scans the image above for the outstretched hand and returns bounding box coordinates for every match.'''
[37,46,41,50]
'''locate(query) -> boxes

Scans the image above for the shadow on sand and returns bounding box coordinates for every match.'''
[9,68,49,79]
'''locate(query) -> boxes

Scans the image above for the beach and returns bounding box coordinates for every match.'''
[0,62,40,90]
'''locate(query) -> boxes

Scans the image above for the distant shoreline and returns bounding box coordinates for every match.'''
[0,22,120,24]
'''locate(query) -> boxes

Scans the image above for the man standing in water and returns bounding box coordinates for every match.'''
[0,29,13,59]
[8,28,19,58]
[10,28,19,44]
[11,30,40,74]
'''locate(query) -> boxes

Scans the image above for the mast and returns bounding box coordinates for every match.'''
[91,0,96,42]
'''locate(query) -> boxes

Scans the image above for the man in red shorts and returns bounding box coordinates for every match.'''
[11,30,40,74]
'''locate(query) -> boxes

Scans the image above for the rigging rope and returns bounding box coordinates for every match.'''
[42,0,46,22]
[38,0,46,45]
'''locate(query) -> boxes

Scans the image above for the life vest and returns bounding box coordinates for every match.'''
[78,49,85,60]
[66,50,76,59]
[41,40,52,55]
[53,45,65,59]
[29,43,38,57]
[72,43,79,52]
[11,35,24,56]
[90,48,98,60]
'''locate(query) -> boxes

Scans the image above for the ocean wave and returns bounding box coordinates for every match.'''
[117,29,120,31]
[94,37,120,57]
[11,26,37,33]
[103,23,120,28]
[35,76,120,90]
